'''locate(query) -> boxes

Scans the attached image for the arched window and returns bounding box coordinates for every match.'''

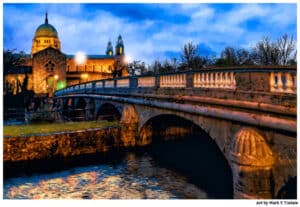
[45,61,55,72]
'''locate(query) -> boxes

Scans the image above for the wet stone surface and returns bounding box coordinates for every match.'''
[4,152,207,199]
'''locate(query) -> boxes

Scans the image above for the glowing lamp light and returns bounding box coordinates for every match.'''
[124,55,131,63]
[56,80,67,90]
[75,51,87,65]
[81,73,88,79]
[54,75,59,80]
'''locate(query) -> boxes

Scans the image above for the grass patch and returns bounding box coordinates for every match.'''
[3,121,119,137]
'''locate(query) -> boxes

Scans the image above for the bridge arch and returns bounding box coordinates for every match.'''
[96,102,121,121]
[73,97,86,121]
[138,113,234,198]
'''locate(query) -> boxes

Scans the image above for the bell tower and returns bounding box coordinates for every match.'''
[115,35,124,55]
[106,40,114,56]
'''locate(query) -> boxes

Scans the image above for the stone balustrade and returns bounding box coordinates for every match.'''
[96,81,103,88]
[104,80,114,88]
[85,83,92,89]
[138,77,156,87]
[160,74,186,88]
[194,72,236,89]
[117,79,130,88]
[55,67,296,97]
[270,72,297,94]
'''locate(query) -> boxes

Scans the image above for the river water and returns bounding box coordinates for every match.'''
[4,136,233,199]
[4,152,208,199]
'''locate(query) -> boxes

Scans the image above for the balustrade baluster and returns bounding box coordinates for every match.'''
[224,72,229,88]
[173,75,176,87]
[206,73,210,88]
[212,73,216,88]
[277,72,283,92]
[221,73,225,88]
[285,73,294,93]
[193,74,197,87]
[230,72,236,89]
[199,73,203,87]
[216,72,220,88]
[203,73,207,87]
[294,74,297,92]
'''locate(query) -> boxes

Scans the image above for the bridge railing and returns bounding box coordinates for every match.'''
[54,66,296,97]
[193,71,236,89]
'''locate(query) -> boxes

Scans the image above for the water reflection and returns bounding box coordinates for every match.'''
[4,152,207,199]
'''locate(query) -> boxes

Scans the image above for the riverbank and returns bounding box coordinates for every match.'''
[4,124,121,162]
[3,121,119,137]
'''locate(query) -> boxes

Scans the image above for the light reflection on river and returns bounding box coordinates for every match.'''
[4,152,207,199]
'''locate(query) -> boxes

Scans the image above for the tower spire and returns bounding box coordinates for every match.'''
[45,10,48,24]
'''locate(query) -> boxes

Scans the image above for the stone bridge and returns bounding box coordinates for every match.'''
[54,66,297,199]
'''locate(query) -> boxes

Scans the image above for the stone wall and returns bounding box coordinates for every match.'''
[4,127,120,162]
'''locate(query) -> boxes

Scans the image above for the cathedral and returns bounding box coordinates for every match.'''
[4,12,128,97]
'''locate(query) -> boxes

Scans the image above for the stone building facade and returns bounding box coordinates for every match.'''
[4,12,128,97]
[32,47,66,96]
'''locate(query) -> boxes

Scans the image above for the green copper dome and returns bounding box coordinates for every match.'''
[34,12,58,38]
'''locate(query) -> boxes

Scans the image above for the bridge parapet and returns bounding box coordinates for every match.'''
[160,74,187,88]
[270,71,297,93]
[137,76,156,87]
[193,71,236,89]
[55,66,296,104]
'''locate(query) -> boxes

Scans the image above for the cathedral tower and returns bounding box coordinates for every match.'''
[115,35,124,55]
[31,12,61,55]
[106,40,114,56]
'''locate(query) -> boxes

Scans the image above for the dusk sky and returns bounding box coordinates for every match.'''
[3,3,297,65]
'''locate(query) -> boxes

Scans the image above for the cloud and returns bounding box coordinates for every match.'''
[3,3,297,65]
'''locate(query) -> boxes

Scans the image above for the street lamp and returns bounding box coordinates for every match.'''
[75,51,87,65]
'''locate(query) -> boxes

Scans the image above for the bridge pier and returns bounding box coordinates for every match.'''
[120,105,139,147]
[230,128,274,199]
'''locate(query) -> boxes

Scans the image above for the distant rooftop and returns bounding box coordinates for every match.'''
[67,54,114,59]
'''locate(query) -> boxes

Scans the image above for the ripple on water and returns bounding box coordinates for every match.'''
[4,154,207,199]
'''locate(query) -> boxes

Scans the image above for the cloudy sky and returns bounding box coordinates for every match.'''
[3,3,297,65]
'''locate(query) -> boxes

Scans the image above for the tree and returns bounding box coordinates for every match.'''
[251,34,296,66]
[3,49,27,95]
[252,36,279,65]
[180,42,199,70]
[276,34,296,65]
[222,47,237,65]
[152,60,163,74]
[236,48,254,65]
[3,49,26,73]
[128,60,146,76]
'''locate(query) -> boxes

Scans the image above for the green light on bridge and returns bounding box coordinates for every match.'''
[56,80,67,90]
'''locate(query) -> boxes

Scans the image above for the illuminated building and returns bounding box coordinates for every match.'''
[4,12,128,97]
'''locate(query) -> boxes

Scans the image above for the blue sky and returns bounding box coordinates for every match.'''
[3,3,297,65]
